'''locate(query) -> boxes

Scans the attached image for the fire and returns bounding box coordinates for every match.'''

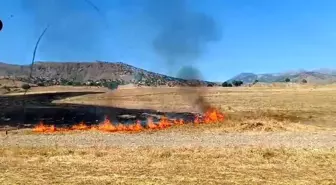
[203,108,225,124]
[96,118,117,132]
[71,122,90,130]
[33,107,225,133]
[33,121,56,133]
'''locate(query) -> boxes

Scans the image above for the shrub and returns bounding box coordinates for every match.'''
[232,80,243,87]
[66,81,73,86]
[222,81,234,87]
[106,81,119,90]
[37,82,45,86]
[285,78,290,82]
[21,83,31,90]
[72,81,82,86]
[302,79,307,83]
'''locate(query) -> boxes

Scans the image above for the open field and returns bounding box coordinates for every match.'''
[1,85,336,184]
[1,146,336,185]
[55,85,336,128]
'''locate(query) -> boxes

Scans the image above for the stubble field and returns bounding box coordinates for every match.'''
[1,84,336,184]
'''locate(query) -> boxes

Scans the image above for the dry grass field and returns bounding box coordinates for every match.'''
[56,84,336,129]
[1,84,336,184]
[1,146,336,185]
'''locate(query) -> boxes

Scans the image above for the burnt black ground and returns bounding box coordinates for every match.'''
[0,92,196,130]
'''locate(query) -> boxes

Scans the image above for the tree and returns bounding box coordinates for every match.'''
[302,79,307,83]
[21,83,31,90]
[60,79,68,86]
[72,81,81,86]
[66,81,73,86]
[232,80,243,87]
[285,78,290,82]
[222,81,229,87]
[106,81,119,90]
[253,79,259,85]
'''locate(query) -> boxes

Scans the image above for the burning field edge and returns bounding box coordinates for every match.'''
[32,107,225,133]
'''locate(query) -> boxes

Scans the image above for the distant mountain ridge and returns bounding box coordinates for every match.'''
[228,69,336,84]
[1,61,335,86]
[0,61,214,86]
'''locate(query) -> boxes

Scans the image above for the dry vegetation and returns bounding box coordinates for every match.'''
[55,85,336,130]
[1,84,336,184]
[1,146,335,185]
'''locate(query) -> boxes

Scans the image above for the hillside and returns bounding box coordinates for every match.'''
[0,61,214,87]
[229,69,336,84]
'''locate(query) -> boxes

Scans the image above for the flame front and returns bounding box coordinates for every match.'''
[33,108,225,133]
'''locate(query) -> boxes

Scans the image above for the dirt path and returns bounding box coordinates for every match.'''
[1,130,336,149]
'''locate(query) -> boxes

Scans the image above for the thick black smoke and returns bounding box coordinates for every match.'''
[20,0,105,59]
[143,0,221,67]
[143,0,222,112]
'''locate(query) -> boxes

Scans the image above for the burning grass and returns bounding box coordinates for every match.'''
[1,85,335,185]
[32,107,225,134]
[1,146,335,185]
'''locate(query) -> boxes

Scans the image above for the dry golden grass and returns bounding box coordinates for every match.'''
[4,85,107,96]
[0,146,335,185]
[54,85,336,130]
[2,85,336,185]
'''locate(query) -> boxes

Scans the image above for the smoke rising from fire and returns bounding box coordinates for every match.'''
[143,0,222,112]
[19,0,222,112]
[144,0,221,67]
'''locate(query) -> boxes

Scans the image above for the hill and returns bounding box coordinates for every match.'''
[0,61,215,87]
[228,69,336,84]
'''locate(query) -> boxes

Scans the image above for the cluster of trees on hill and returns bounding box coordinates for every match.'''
[20,79,121,91]
[60,80,120,90]
[18,76,309,92]
[284,78,307,83]
[222,80,244,87]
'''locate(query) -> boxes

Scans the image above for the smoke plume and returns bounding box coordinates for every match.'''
[143,0,222,112]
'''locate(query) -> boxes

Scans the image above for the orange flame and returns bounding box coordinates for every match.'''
[33,121,56,133]
[71,122,90,130]
[33,107,225,133]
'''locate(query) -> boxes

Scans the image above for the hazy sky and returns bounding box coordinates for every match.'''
[1,0,336,81]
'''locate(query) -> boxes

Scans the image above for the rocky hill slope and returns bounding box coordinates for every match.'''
[229,69,336,84]
[0,61,214,87]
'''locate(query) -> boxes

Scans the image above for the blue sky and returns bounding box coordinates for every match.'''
[0,0,336,81]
